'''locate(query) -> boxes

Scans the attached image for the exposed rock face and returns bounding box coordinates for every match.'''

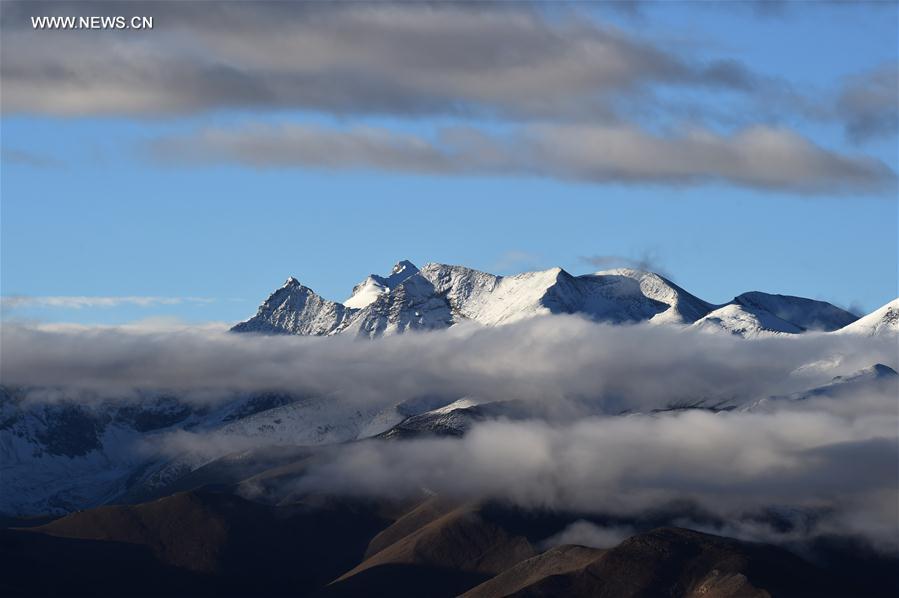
[231,277,357,336]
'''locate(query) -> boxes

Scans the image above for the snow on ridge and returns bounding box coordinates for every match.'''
[692,303,803,338]
[836,298,899,336]
[232,277,356,336]
[344,260,420,309]
[233,260,873,339]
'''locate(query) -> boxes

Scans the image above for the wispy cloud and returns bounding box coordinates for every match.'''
[148,123,895,195]
[581,250,668,276]
[29,317,231,334]
[541,521,635,550]
[1,147,61,168]
[0,296,215,310]
[836,63,899,143]
[490,250,543,274]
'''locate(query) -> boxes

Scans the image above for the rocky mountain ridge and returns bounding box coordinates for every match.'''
[233,260,876,338]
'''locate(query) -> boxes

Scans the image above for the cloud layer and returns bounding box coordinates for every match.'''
[294,408,898,548]
[2,317,897,549]
[0,296,214,310]
[4,1,892,136]
[148,123,895,193]
[2,1,894,194]
[0,2,752,119]
[3,316,896,409]
[837,64,899,143]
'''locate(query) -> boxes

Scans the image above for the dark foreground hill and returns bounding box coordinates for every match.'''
[2,489,897,597]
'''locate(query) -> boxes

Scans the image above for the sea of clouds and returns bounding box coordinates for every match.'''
[1,316,896,550]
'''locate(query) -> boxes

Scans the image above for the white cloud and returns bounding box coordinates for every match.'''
[0,296,215,310]
[27,317,231,334]
[0,2,752,118]
[292,408,899,550]
[148,123,895,194]
[2,315,895,408]
[2,316,896,548]
[541,521,635,549]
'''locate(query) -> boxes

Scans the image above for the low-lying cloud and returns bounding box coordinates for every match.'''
[293,405,899,550]
[2,316,897,549]
[0,296,215,310]
[148,123,895,194]
[2,316,896,410]
[541,521,636,550]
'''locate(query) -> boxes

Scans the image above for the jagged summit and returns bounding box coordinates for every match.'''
[344,260,420,309]
[232,261,877,339]
[387,259,417,279]
[232,277,355,336]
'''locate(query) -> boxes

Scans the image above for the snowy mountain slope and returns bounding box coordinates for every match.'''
[341,270,458,337]
[693,293,859,337]
[231,277,357,335]
[213,395,403,447]
[344,264,589,336]
[344,260,419,309]
[693,304,805,338]
[0,392,200,516]
[422,264,562,325]
[340,264,717,337]
[0,385,434,517]
[377,398,541,440]
[734,292,858,331]
[116,395,407,506]
[826,362,898,386]
[233,260,860,338]
[577,268,712,325]
[743,363,898,412]
[836,298,899,336]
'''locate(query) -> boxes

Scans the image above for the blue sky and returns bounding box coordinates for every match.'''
[1,1,897,325]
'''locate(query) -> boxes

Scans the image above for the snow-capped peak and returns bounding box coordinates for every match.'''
[390,259,417,278]
[836,298,899,336]
[344,260,420,309]
[585,268,713,325]
[234,260,870,339]
[831,363,897,383]
[233,276,355,335]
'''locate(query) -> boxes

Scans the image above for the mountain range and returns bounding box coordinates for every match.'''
[232,260,894,338]
[2,261,896,519]
[3,261,897,596]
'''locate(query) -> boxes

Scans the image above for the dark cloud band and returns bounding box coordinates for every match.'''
[147,122,896,194]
